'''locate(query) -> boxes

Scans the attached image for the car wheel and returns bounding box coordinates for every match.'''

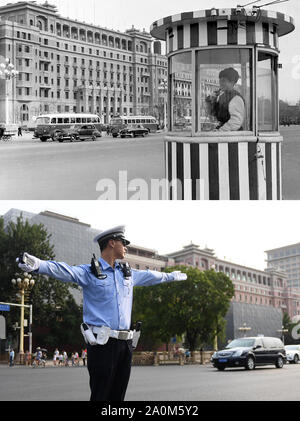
[294,354,299,364]
[121,135,125,138]
[216,366,226,371]
[53,131,61,141]
[40,137,47,142]
[245,356,255,370]
[112,133,118,138]
[275,356,284,368]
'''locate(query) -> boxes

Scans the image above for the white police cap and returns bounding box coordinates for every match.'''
[94,225,130,246]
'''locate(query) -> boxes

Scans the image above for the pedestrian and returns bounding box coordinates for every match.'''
[74,351,79,366]
[18,126,22,136]
[53,348,59,366]
[9,348,15,367]
[81,348,87,366]
[0,125,5,139]
[71,352,75,367]
[17,225,187,401]
[36,347,42,366]
[41,352,47,367]
[63,350,69,367]
[25,350,31,366]
[58,353,63,366]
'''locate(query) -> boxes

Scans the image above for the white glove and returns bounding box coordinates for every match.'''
[171,271,187,281]
[16,253,41,273]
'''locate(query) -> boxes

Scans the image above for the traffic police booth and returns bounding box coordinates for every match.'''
[150,6,295,200]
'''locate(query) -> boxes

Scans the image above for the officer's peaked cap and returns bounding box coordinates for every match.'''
[94,225,130,246]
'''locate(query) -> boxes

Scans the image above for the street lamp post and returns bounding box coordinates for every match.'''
[0,58,19,125]
[238,323,252,337]
[11,273,35,364]
[158,78,168,132]
[277,326,289,345]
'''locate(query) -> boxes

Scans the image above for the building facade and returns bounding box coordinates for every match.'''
[266,243,300,290]
[168,243,300,320]
[0,1,168,125]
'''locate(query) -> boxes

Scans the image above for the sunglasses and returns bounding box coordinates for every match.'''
[116,238,128,247]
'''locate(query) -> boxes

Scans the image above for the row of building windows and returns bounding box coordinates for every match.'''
[234,294,285,307]
[17,26,138,52]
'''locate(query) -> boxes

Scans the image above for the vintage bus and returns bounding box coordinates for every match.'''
[109,116,159,136]
[34,113,102,141]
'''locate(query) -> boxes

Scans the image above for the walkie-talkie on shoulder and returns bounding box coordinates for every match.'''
[120,262,132,279]
[91,254,107,280]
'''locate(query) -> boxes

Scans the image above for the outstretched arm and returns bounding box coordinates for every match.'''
[17,252,88,287]
[132,269,187,287]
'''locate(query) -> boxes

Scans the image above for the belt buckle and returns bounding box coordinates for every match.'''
[118,331,128,340]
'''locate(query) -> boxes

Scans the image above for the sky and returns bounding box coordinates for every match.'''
[20,0,300,104]
[1,200,300,271]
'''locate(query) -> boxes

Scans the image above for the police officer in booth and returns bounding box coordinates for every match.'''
[206,67,245,131]
[17,225,187,401]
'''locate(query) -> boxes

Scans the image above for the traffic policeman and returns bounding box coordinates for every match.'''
[17,225,187,401]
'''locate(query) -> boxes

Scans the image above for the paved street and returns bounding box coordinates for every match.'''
[1,362,300,401]
[0,132,165,200]
[0,126,299,200]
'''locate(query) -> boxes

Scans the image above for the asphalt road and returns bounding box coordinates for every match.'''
[0,127,299,200]
[1,362,300,401]
[0,132,165,200]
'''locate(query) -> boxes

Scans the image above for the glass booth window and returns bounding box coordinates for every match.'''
[257,52,278,132]
[196,49,252,132]
[169,52,192,132]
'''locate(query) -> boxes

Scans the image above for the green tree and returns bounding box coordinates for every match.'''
[0,214,82,351]
[132,266,235,351]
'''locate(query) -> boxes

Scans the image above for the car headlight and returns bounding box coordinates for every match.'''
[212,352,218,358]
[232,350,245,357]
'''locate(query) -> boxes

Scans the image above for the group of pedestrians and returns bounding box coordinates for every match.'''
[53,348,87,367]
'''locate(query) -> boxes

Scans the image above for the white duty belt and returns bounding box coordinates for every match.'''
[91,326,134,344]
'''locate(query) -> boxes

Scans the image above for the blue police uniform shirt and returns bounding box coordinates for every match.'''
[38,258,177,331]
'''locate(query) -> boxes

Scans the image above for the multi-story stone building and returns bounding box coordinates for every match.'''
[0,1,168,125]
[266,243,300,290]
[168,243,300,320]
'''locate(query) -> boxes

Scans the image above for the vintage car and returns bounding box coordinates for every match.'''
[119,124,149,138]
[53,124,102,142]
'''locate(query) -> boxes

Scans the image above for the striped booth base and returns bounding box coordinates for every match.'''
[165,133,282,200]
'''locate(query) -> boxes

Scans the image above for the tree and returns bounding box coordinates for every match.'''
[0,214,82,351]
[132,266,235,351]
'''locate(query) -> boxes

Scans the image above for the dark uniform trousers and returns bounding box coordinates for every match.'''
[87,338,133,401]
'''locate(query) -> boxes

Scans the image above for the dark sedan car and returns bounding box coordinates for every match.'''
[119,124,149,138]
[211,337,286,371]
[53,124,102,142]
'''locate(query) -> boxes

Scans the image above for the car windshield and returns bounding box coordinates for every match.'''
[285,345,299,350]
[226,338,255,349]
